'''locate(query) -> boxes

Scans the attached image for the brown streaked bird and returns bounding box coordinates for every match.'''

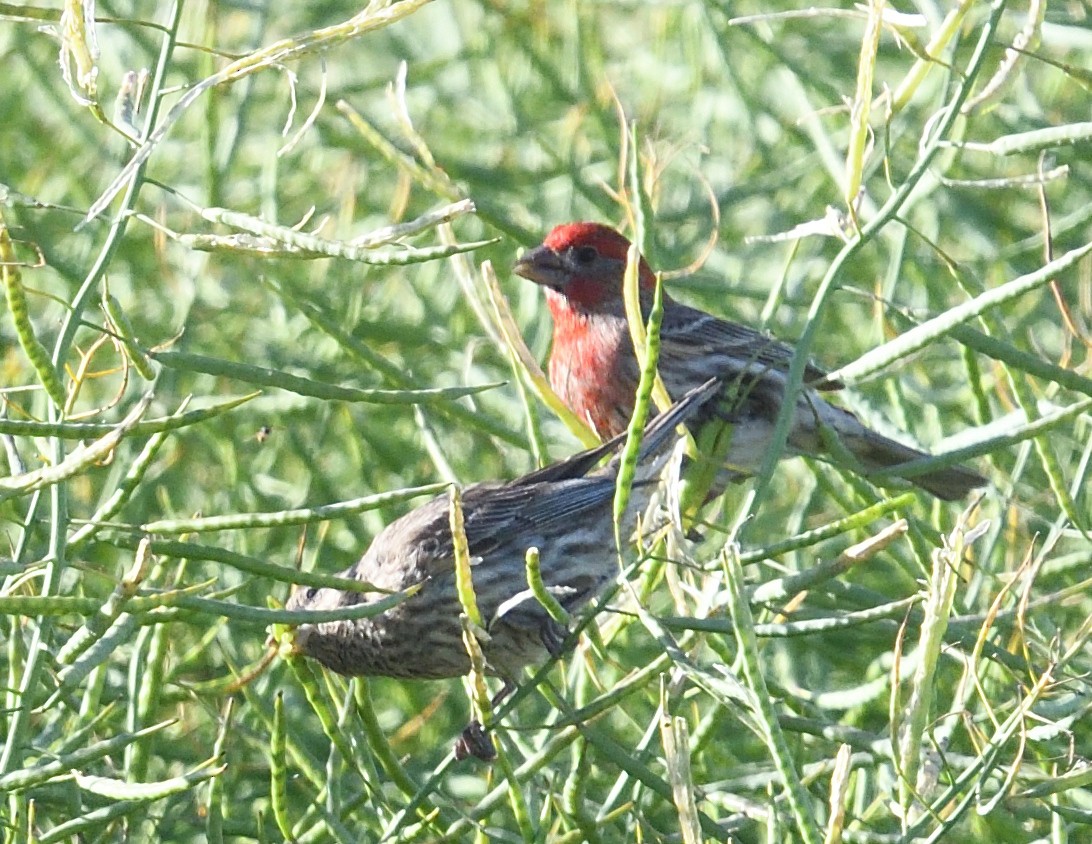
[287,379,721,754]
[514,221,986,501]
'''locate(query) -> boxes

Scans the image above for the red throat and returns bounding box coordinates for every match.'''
[544,289,637,439]
[549,275,615,311]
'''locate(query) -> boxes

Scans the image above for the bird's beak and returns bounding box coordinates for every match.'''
[513,245,566,290]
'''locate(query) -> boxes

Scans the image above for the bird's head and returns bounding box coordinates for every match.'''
[513,222,656,313]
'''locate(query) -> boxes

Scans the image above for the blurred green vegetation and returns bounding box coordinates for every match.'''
[1,0,1090,841]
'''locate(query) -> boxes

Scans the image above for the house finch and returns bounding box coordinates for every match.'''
[514,222,986,501]
[287,377,719,685]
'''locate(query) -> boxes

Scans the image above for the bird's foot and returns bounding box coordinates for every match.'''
[540,619,569,658]
[454,720,495,762]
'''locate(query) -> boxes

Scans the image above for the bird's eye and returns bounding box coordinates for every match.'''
[572,245,598,265]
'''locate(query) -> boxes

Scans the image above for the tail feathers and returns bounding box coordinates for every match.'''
[517,378,721,488]
[618,377,723,468]
[850,428,986,501]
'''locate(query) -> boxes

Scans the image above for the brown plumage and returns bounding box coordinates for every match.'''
[287,378,721,683]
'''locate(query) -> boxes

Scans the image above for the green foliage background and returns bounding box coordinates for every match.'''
[1,0,1090,841]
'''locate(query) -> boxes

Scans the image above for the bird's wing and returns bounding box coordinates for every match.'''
[460,477,616,553]
[659,303,841,389]
[382,477,617,581]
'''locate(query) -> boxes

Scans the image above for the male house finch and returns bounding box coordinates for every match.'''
[287,378,719,684]
[514,222,985,501]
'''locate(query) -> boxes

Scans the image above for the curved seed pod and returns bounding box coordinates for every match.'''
[1,218,66,409]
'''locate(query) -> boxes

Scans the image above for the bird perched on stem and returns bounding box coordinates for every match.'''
[514,221,985,501]
[287,378,721,754]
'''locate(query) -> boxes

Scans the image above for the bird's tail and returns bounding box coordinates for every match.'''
[613,377,723,474]
[512,378,722,489]
[823,404,986,501]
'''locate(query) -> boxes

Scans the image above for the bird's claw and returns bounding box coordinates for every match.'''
[540,619,569,658]
[454,720,495,762]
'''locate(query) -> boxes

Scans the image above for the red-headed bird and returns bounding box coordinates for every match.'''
[514,222,985,501]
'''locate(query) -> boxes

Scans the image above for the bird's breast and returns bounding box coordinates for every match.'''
[547,309,637,439]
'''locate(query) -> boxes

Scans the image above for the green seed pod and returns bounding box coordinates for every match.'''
[103,291,156,380]
[1,220,66,408]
